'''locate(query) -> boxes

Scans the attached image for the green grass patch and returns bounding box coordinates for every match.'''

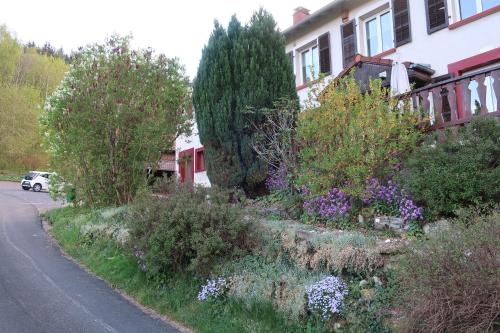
[44,207,319,333]
[0,170,23,182]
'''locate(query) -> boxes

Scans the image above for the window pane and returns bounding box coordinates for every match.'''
[380,12,393,51]
[366,18,379,56]
[459,0,478,18]
[312,46,319,79]
[483,0,500,10]
[301,50,309,83]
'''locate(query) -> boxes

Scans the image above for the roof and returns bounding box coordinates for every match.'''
[283,0,349,39]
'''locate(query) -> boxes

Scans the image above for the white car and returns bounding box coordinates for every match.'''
[21,171,53,192]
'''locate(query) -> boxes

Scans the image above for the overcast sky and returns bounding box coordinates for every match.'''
[1,0,327,79]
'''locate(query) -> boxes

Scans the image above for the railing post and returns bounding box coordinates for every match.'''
[460,78,472,120]
[475,74,489,115]
[491,69,500,113]
[445,82,458,122]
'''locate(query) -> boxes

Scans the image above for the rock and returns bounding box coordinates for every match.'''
[360,288,376,301]
[423,219,452,236]
[334,322,343,331]
[359,279,369,289]
[373,276,383,287]
[376,238,409,255]
[373,216,408,233]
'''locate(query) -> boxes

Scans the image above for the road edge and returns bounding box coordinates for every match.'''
[40,218,195,333]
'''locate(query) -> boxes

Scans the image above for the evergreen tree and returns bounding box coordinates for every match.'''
[193,9,297,195]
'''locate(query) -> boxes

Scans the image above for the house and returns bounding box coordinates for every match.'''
[285,0,500,128]
[175,118,211,187]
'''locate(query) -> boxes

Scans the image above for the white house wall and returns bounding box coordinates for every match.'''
[286,0,500,105]
[175,120,211,187]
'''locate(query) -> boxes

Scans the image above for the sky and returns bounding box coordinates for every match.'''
[0,0,327,79]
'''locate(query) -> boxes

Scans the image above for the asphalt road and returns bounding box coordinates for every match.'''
[0,181,183,333]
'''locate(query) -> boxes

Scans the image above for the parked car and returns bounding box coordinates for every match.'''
[21,171,53,192]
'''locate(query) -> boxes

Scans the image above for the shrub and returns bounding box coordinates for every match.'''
[42,35,191,206]
[127,185,250,277]
[399,117,500,218]
[297,75,420,197]
[397,211,500,332]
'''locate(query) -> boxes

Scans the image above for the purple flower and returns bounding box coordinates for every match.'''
[363,178,399,204]
[399,197,423,222]
[197,277,227,301]
[266,164,289,192]
[133,248,147,272]
[303,187,351,220]
[306,276,347,319]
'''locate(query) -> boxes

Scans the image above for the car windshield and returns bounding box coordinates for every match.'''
[24,172,38,180]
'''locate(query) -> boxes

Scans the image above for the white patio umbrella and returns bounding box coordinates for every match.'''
[390,62,411,97]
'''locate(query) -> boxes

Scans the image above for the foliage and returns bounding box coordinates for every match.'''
[306,275,347,320]
[45,206,320,333]
[253,99,299,194]
[127,185,250,277]
[398,117,500,218]
[398,211,500,332]
[42,35,190,206]
[193,9,297,195]
[341,272,400,333]
[297,75,421,197]
[0,26,68,171]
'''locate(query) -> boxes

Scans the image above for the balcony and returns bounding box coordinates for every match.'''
[407,64,500,130]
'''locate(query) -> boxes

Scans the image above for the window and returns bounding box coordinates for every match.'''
[459,0,500,19]
[365,11,393,56]
[318,33,331,75]
[301,46,319,83]
[195,148,205,172]
[392,0,411,46]
[341,20,357,68]
[425,0,448,33]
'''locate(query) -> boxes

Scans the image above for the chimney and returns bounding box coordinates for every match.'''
[293,7,310,25]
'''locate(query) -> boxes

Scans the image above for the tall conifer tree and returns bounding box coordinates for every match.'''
[193,9,297,194]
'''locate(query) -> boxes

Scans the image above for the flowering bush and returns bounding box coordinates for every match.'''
[302,187,352,226]
[197,277,228,301]
[265,164,289,192]
[363,178,423,223]
[399,197,423,223]
[306,276,347,319]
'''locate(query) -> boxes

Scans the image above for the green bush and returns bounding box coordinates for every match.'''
[297,75,420,197]
[127,185,250,277]
[399,117,500,218]
[397,211,500,332]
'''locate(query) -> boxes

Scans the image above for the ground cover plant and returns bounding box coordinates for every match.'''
[398,210,500,332]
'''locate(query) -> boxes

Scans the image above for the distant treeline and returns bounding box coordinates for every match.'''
[0,25,68,171]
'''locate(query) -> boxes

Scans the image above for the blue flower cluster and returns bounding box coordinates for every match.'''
[265,164,289,192]
[197,277,227,301]
[306,276,347,319]
[303,187,351,220]
[399,197,423,222]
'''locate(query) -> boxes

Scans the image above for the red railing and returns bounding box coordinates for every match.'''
[408,65,500,130]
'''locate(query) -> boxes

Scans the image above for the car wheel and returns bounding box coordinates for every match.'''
[22,187,30,191]
[33,183,42,192]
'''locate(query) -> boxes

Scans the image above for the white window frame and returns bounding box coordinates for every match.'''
[300,44,319,84]
[363,9,394,57]
[456,0,498,19]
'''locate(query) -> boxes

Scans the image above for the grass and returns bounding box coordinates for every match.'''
[44,207,320,333]
[0,170,23,182]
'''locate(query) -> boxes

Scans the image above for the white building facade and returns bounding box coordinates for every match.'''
[175,119,211,187]
[285,0,500,105]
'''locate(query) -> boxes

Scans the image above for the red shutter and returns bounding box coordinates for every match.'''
[341,20,357,68]
[318,33,331,74]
